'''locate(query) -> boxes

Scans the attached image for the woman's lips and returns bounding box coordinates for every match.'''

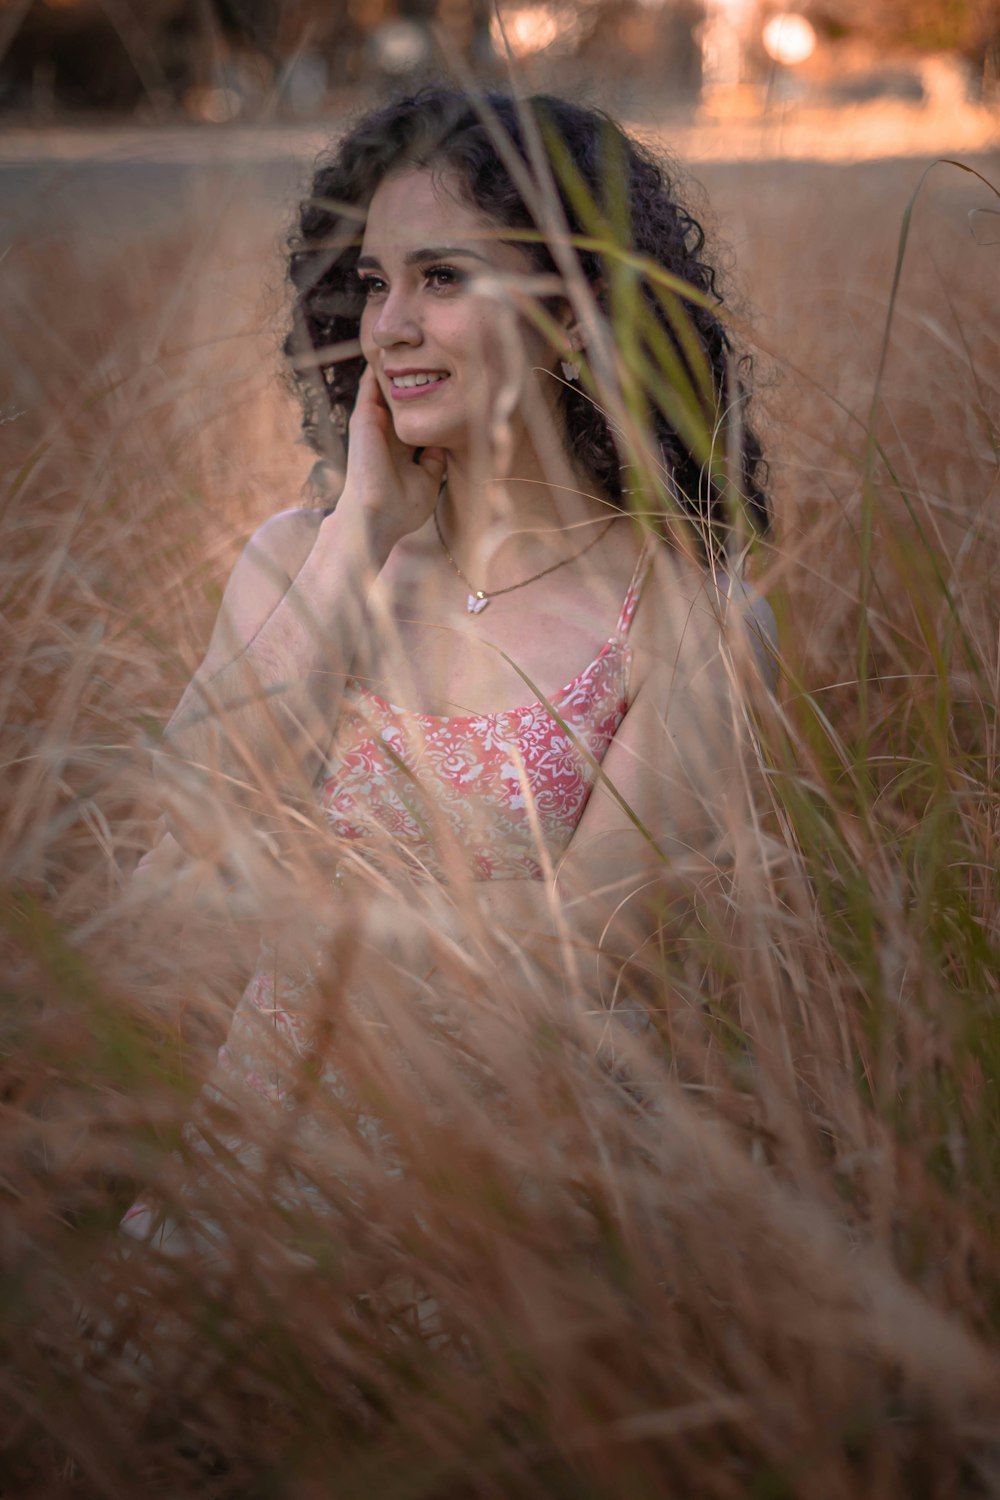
[388,372,450,401]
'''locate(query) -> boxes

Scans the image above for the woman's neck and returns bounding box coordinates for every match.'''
[438,435,614,589]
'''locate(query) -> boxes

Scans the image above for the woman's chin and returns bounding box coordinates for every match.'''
[392,416,459,452]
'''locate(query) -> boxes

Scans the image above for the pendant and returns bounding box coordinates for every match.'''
[467,591,490,615]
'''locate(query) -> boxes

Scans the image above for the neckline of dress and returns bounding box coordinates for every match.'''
[352,633,628,724]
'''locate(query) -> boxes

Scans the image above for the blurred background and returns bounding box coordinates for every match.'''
[0,0,996,144]
[2,4,999,1492]
[1,0,997,735]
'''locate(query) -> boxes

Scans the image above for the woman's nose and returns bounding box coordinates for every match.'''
[370,286,421,349]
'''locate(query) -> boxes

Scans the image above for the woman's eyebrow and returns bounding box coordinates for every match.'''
[356,245,492,270]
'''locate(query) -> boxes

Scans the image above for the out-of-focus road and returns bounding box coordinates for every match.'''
[2,100,995,244]
[0,90,997,169]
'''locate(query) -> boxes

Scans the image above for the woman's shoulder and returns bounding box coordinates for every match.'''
[637,540,718,630]
[216,507,326,635]
[635,540,779,690]
[709,567,779,691]
[245,505,326,577]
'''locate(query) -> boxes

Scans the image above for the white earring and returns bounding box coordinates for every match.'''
[560,357,581,382]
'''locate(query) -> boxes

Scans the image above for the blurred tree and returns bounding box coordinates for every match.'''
[576,0,703,95]
[0,0,191,112]
[807,0,999,92]
[0,0,354,111]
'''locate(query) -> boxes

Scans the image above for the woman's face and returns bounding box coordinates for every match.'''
[357,166,563,461]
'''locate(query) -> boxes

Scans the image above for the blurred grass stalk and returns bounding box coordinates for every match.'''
[1,88,999,1499]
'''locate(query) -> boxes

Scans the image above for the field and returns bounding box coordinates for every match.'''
[2,116,999,1498]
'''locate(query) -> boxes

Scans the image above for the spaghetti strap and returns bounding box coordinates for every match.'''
[614,539,654,640]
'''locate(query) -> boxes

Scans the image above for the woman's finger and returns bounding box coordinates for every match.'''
[415,446,447,486]
[352,363,379,414]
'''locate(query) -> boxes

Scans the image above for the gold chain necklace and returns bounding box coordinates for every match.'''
[433,484,617,615]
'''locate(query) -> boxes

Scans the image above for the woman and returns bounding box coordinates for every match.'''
[127,88,775,1253]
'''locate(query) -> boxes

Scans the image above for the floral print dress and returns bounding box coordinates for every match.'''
[121,549,652,1255]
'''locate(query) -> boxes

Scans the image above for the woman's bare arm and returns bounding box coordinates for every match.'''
[461,558,749,995]
[155,503,396,854]
[155,368,447,857]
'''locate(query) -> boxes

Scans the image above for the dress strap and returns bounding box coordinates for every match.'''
[614,539,654,640]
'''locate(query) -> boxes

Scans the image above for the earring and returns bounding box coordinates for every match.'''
[560,357,581,382]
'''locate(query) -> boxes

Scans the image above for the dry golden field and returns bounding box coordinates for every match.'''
[2,119,999,1498]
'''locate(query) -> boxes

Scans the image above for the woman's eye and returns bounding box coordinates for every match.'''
[355,266,463,298]
[426,265,463,291]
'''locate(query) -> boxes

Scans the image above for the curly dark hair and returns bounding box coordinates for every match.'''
[285,86,769,558]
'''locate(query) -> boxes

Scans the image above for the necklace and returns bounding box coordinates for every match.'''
[433,487,617,615]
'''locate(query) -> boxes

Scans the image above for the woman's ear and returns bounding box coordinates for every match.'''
[559,323,583,383]
[554,285,603,381]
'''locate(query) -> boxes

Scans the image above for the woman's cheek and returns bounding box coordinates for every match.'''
[358,315,376,370]
[485,323,534,411]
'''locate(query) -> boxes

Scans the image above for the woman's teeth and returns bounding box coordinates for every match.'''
[391,373,447,388]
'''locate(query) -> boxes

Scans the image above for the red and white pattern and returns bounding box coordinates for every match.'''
[318,552,649,881]
[120,552,650,1248]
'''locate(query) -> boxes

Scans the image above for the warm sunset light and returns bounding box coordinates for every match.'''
[762,12,817,65]
[490,4,562,57]
[5,3,1000,1490]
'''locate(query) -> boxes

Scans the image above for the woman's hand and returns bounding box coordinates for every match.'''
[157,367,448,841]
[336,365,447,550]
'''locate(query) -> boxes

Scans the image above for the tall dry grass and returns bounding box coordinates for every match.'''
[2,128,999,1499]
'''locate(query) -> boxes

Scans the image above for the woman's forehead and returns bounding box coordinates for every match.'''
[360,167,522,264]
